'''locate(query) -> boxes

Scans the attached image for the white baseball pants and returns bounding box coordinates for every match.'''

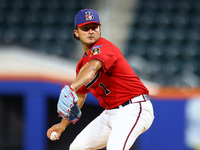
[70,98,154,150]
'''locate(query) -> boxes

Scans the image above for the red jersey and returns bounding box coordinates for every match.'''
[76,37,149,109]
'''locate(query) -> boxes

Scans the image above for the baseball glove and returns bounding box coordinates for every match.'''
[57,85,82,124]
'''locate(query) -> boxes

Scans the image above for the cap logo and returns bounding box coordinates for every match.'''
[85,11,94,20]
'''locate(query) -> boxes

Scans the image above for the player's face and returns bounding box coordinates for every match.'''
[75,23,101,45]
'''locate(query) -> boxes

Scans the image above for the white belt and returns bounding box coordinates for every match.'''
[117,94,150,109]
[130,94,150,103]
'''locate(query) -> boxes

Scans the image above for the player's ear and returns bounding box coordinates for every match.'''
[74,29,79,38]
[73,28,80,40]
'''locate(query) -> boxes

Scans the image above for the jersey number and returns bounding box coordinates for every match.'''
[99,83,110,95]
[86,72,111,95]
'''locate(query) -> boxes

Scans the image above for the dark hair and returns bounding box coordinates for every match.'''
[73,27,80,40]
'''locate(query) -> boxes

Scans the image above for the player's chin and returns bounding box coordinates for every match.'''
[86,39,96,45]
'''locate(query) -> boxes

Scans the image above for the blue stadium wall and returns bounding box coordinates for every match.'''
[0,80,196,150]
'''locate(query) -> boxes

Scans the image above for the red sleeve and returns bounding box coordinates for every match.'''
[87,43,117,73]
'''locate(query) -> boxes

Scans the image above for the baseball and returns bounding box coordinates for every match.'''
[50,131,58,141]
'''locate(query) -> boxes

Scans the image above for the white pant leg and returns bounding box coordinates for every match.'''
[70,110,111,150]
[107,101,154,150]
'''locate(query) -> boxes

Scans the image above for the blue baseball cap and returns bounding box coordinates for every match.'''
[74,9,101,27]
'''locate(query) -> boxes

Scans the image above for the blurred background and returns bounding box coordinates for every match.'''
[0,0,200,150]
